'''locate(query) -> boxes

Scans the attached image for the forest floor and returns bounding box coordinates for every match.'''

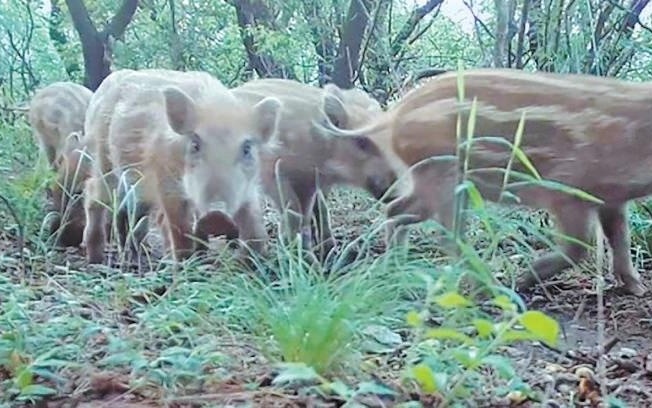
[1,121,652,407]
[1,188,652,408]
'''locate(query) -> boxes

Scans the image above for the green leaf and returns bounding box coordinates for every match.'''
[15,367,33,390]
[497,330,538,344]
[425,328,473,344]
[519,311,560,347]
[606,395,629,408]
[406,310,422,327]
[482,355,516,378]
[464,181,486,211]
[19,384,57,397]
[473,319,494,338]
[324,380,353,398]
[272,363,320,386]
[452,349,479,369]
[434,292,472,309]
[493,295,517,312]
[355,381,397,397]
[410,363,438,394]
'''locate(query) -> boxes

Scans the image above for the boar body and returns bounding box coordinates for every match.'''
[28,81,93,247]
[321,68,652,296]
[83,69,281,264]
[232,78,398,258]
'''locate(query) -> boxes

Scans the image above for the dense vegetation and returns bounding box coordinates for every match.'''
[2,0,652,406]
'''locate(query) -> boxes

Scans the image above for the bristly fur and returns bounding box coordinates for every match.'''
[231,78,396,257]
[326,67,652,297]
[82,68,282,264]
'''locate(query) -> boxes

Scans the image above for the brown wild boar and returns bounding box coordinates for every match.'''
[28,81,93,247]
[315,68,650,297]
[82,68,282,264]
[232,78,398,258]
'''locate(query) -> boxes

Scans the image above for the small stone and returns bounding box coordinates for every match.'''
[617,347,638,359]
[645,354,652,373]
[544,363,566,373]
[574,366,595,379]
[557,383,572,394]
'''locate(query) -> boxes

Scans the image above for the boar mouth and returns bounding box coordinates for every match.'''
[194,210,240,241]
[368,183,393,203]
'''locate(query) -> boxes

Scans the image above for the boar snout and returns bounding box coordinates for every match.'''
[55,221,85,247]
[366,174,396,203]
[194,210,240,241]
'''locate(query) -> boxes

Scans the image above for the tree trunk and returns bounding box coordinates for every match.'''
[332,0,374,89]
[65,0,139,90]
[229,0,296,79]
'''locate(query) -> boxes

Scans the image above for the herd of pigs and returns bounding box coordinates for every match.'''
[24,67,652,299]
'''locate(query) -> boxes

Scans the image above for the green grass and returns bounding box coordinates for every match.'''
[1,77,649,407]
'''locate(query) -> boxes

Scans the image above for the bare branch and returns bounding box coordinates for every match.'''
[103,0,139,39]
[515,0,532,68]
[390,0,444,57]
[64,0,97,39]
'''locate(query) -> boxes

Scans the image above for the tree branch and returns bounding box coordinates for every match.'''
[390,0,443,57]
[103,0,139,38]
[64,0,97,39]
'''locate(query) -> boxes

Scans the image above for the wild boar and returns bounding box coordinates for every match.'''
[28,81,93,247]
[315,68,650,297]
[231,78,398,258]
[82,68,282,264]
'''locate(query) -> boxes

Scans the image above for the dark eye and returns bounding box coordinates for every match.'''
[189,133,201,154]
[241,139,253,158]
[353,136,372,152]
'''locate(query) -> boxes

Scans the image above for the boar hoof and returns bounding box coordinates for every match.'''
[514,272,538,293]
[622,280,647,297]
[55,224,85,248]
[85,240,106,264]
[86,250,105,265]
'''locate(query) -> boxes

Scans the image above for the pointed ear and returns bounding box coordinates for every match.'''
[63,131,81,151]
[322,90,349,129]
[57,132,82,163]
[323,83,345,100]
[162,86,198,135]
[253,96,282,142]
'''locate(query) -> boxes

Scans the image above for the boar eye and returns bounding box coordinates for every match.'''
[189,133,201,154]
[241,139,253,159]
[353,136,372,152]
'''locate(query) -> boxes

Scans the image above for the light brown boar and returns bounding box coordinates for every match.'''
[315,67,652,297]
[231,78,398,258]
[82,68,282,264]
[28,81,93,247]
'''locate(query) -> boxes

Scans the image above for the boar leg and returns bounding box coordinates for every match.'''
[233,198,269,256]
[385,158,458,254]
[268,179,304,247]
[598,205,647,296]
[84,175,112,264]
[310,189,336,261]
[115,181,150,251]
[54,194,86,248]
[153,209,171,251]
[116,202,151,258]
[159,198,194,261]
[41,143,57,169]
[516,203,593,291]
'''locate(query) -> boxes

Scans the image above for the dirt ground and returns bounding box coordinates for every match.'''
[2,188,652,408]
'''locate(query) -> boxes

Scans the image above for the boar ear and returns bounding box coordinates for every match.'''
[323,83,345,100]
[60,131,82,158]
[322,92,349,129]
[162,86,198,135]
[252,96,282,142]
